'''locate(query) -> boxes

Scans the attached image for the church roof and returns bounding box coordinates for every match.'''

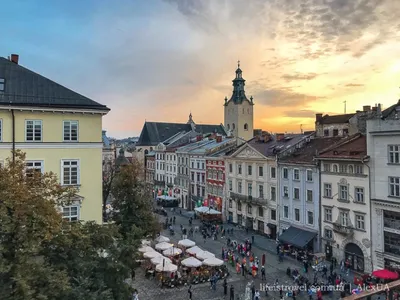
[224,62,254,106]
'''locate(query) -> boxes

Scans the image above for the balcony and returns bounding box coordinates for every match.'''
[154,180,165,186]
[332,222,354,236]
[230,192,267,206]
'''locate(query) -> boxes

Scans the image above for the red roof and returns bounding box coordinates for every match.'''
[317,134,367,160]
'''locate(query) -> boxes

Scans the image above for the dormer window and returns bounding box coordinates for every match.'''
[0,78,5,91]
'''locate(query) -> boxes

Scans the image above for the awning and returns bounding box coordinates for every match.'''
[267,223,276,228]
[278,226,317,249]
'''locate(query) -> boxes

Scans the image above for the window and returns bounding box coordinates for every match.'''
[62,160,79,185]
[197,162,200,169]
[323,163,331,172]
[229,163,233,173]
[229,200,232,208]
[244,123,248,131]
[339,164,347,173]
[389,177,400,197]
[355,214,365,230]
[62,206,79,222]
[355,165,363,174]
[307,190,313,202]
[283,168,288,179]
[293,169,300,180]
[339,211,349,226]
[324,129,329,136]
[248,165,252,176]
[354,187,364,203]
[0,78,4,91]
[271,209,276,220]
[26,160,43,177]
[324,183,332,198]
[229,180,232,191]
[258,207,263,217]
[307,211,314,225]
[389,145,400,164]
[232,123,235,130]
[63,121,79,141]
[238,181,242,194]
[258,166,264,177]
[333,129,339,136]
[348,165,354,173]
[247,183,252,197]
[332,164,338,172]
[247,205,252,214]
[324,208,332,222]
[258,185,264,198]
[283,186,289,197]
[270,186,276,201]
[294,208,300,221]
[237,202,242,211]
[238,164,242,175]
[306,169,313,182]
[324,229,333,239]
[284,206,289,218]
[25,120,42,141]
[270,167,276,179]
[339,184,348,201]
[293,188,300,200]
[191,172,194,181]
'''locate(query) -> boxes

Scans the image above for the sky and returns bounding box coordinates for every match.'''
[1,0,400,138]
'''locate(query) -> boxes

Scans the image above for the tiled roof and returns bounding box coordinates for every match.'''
[317,134,367,159]
[318,113,355,124]
[382,100,400,119]
[279,137,343,164]
[0,57,109,110]
[136,122,226,146]
[248,133,310,157]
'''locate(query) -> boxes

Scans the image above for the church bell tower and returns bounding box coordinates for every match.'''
[223,61,254,141]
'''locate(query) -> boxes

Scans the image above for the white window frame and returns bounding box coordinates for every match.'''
[282,167,288,179]
[354,187,365,203]
[339,184,348,201]
[324,208,332,222]
[293,169,300,180]
[355,213,365,230]
[307,211,314,225]
[293,187,300,200]
[324,228,333,239]
[26,160,44,176]
[61,159,80,185]
[339,211,349,227]
[270,167,276,179]
[324,183,332,198]
[283,206,289,218]
[294,208,300,222]
[355,165,363,174]
[258,166,264,177]
[237,164,242,175]
[388,145,400,164]
[247,165,252,176]
[270,186,276,201]
[62,205,80,222]
[307,189,313,202]
[283,186,289,197]
[306,169,313,182]
[25,120,42,142]
[389,177,400,198]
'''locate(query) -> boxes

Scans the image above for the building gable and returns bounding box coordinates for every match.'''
[230,144,266,160]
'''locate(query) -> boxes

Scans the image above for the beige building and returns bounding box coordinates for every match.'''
[224,63,254,141]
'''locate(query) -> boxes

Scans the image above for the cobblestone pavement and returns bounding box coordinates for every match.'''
[133,208,358,300]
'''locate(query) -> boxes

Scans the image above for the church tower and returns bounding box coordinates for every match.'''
[224,62,254,141]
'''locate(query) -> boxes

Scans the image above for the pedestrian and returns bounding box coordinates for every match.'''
[242,263,245,276]
[254,289,260,300]
[230,285,235,300]
[252,235,254,244]
[279,287,283,298]
[132,289,139,300]
[131,269,135,281]
[251,284,255,299]
[188,285,192,300]
[261,265,266,280]
[223,278,228,296]
[330,262,334,275]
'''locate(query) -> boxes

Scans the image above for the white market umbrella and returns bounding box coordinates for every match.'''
[155,235,170,243]
[178,239,196,248]
[181,257,203,268]
[155,242,173,251]
[156,262,178,272]
[143,251,162,259]
[204,208,221,215]
[139,246,154,253]
[194,206,209,213]
[151,256,171,265]
[203,257,224,267]
[163,247,182,256]
[196,250,215,260]
[141,239,151,246]
[186,246,203,255]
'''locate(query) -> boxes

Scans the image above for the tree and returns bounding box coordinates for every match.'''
[0,151,74,299]
[102,160,116,217]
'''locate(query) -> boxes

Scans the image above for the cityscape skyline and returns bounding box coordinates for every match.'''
[1,0,400,138]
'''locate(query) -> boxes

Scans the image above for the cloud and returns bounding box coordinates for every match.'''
[252,88,321,107]
[345,83,364,87]
[282,73,319,82]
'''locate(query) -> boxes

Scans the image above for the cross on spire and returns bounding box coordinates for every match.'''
[237,60,240,68]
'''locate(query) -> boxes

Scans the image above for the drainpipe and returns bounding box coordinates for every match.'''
[362,156,373,271]
[11,109,15,163]
[276,154,280,241]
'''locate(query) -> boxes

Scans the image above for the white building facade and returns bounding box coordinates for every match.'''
[318,134,372,273]
[367,105,400,270]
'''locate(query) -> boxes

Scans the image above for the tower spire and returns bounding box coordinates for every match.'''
[237,60,240,68]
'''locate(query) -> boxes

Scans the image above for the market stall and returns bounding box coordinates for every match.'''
[141,239,151,246]
[155,242,173,251]
[151,256,171,265]
[163,247,182,256]
[139,246,155,253]
[372,269,399,280]
[155,262,178,273]
[187,246,203,256]
[178,239,196,248]
[144,251,162,259]
[194,206,222,223]
[196,250,215,260]
[181,257,203,268]
[203,257,224,267]
[155,235,170,243]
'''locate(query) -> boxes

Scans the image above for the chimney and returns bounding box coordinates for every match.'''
[363,105,371,112]
[196,135,203,141]
[216,135,222,143]
[10,54,19,64]
[372,106,377,111]
[377,103,382,116]
[276,133,285,141]
[315,113,323,122]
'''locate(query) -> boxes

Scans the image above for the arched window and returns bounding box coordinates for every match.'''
[227,124,230,130]
[232,123,236,130]
[348,165,354,173]
[333,164,338,172]
[144,149,149,155]
[244,123,248,130]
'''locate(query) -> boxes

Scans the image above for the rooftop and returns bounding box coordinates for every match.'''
[316,113,355,125]
[317,133,367,160]
[0,56,109,111]
[188,137,235,155]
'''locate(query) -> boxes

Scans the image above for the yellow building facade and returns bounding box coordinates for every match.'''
[0,54,109,223]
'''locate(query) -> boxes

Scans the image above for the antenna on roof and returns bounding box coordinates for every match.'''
[344,101,347,114]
